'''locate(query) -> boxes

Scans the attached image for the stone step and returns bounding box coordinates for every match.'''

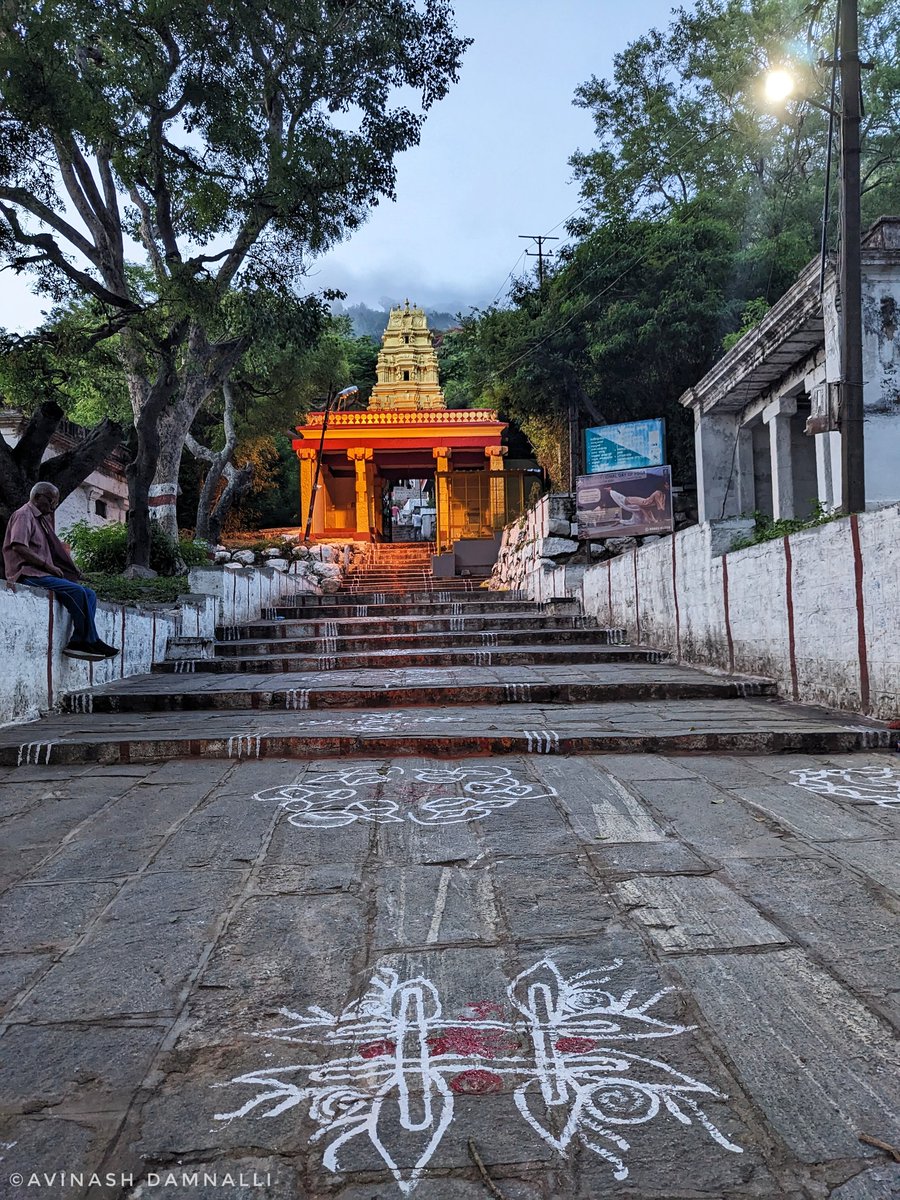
[62,676,778,714]
[220,612,605,638]
[212,627,626,657]
[154,644,672,674]
[6,699,890,765]
[272,596,554,618]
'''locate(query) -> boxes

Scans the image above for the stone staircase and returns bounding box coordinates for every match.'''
[0,581,890,765]
[342,540,480,594]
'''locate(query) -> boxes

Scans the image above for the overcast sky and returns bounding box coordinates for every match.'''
[0,0,677,331]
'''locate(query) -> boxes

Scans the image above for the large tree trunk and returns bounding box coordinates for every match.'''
[120,322,250,568]
[151,406,193,540]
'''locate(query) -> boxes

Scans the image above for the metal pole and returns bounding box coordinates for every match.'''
[303,392,333,543]
[838,0,865,513]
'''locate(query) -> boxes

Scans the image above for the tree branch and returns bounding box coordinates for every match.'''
[40,417,124,501]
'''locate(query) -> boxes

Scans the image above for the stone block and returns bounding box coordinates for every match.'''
[539,536,578,557]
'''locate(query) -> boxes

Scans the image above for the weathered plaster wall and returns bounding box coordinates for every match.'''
[1,563,321,727]
[500,496,900,719]
[581,510,899,718]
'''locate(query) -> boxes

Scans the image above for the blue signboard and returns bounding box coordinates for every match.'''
[584,419,665,474]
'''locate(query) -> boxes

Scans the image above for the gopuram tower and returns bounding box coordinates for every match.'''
[368,301,446,411]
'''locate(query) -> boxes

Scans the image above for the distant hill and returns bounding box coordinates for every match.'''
[332,301,458,339]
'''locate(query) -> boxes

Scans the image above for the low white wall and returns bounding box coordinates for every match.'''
[187,562,319,625]
[577,508,899,719]
[1,563,321,727]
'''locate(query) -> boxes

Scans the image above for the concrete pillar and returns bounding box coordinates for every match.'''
[485,444,508,532]
[815,430,842,511]
[347,447,373,538]
[762,395,798,519]
[694,409,751,522]
[433,447,452,550]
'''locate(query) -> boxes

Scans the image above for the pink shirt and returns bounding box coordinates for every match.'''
[2,501,79,583]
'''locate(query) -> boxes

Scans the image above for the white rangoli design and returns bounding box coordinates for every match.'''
[254,764,554,828]
[213,958,742,1193]
[305,712,466,734]
[789,764,900,807]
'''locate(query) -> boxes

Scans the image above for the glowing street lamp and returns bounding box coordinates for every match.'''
[763,68,795,105]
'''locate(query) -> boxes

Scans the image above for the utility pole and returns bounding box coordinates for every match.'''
[838,0,865,514]
[519,234,558,289]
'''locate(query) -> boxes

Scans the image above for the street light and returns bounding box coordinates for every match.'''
[763,0,865,515]
[763,68,795,104]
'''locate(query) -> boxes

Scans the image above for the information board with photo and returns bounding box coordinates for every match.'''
[584,419,665,474]
[576,465,674,539]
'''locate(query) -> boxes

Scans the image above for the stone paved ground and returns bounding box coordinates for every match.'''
[1,750,899,1199]
[1,574,899,1199]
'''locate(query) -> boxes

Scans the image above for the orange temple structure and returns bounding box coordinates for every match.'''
[292,302,531,555]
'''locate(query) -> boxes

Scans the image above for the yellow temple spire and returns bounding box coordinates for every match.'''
[368,303,446,412]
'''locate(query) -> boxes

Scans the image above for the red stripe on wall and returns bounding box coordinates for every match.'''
[721,554,735,673]
[120,608,126,678]
[671,536,681,660]
[46,595,54,708]
[782,536,799,700]
[633,550,641,644]
[849,514,871,712]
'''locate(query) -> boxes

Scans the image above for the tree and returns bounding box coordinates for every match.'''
[0,0,470,567]
[570,0,900,290]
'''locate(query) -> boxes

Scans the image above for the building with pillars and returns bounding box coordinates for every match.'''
[681,217,900,522]
[292,302,528,553]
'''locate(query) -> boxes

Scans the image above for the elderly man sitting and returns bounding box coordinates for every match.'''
[3,482,119,661]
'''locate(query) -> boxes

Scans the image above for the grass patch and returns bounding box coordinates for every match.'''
[730,503,841,551]
[85,573,189,605]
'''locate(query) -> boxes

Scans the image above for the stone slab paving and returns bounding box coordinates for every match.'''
[1,752,899,1198]
[1,698,891,766]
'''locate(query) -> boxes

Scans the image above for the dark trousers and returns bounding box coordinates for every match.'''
[20,576,100,643]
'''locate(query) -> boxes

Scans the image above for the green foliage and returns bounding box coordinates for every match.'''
[83,573,189,605]
[722,298,771,352]
[570,0,900,256]
[64,521,209,576]
[444,1,900,493]
[730,503,839,550]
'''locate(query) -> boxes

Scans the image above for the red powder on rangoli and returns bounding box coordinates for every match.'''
[427,1027,519,1059]
[555,1036,597,1054]
[449,1069,504,1095]
[458,1000,506,1022]
[359,1039,396,1059]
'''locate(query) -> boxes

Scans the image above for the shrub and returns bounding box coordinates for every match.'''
[84,573,188,604]
[730,503,839,551]
[63,520,210,576]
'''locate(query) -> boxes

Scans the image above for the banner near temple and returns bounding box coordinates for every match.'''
[584,419,665,474]
[576,465,675,539]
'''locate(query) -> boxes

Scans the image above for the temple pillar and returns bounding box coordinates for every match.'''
[433,447,452,550]
[485,445,508,531]
[347,447,374,538]
[296,448,319,536]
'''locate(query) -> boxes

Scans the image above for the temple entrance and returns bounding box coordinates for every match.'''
[382,480,435,543]
[293,302,512,554]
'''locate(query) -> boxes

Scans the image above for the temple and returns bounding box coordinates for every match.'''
[292,302,531,555]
